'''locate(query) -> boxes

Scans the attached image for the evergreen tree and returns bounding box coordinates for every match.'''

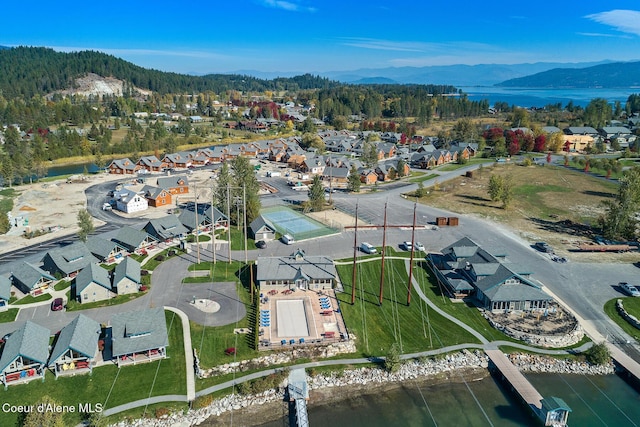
[231,157,261,225]
[77,209,94,242]
[347,165,361,193]
[308,175,325,211]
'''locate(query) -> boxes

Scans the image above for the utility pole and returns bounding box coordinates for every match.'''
[226,182,232,264]
[378,201,387,305]
[194,183,200,264]
[351,201,358,305]
[211,183,216,265]
[243,185,251,302]
[407,202,417,306]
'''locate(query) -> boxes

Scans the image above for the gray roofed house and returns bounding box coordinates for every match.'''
[0,321,50,386]
[108,158,138,174]
[256,249,336,291]
[427,237,552,311]
[0,276,11,307]
[111,307,168,366]
[156,175,189,194]
[250,215,277,241]
[178,208,209,232]
[86,236,127,263]
[41,242,100,279]
[113,226,155,253]
[143,215,189,241]
[10,261,55,295]
[565,126,598,135]
[137,155,164,171]
[75,264,114,304]
[48,314,101,377]
[542,126,561,134]
[113,257,141,295]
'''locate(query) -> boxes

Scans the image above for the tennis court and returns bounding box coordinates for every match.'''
[261,206,337,241]
[277,299,310,337]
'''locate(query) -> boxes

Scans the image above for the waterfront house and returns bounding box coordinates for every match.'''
[48,314,101,377]
[108,158,139,175]
[0,321,49,386]
[111,307,168,366]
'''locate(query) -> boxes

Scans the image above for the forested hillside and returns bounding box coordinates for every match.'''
[0,47,338,98]
[497,61,640,88]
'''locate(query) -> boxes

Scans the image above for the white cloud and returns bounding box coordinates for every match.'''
[259,0,317,12]
[44,45,231,60]
[585,10,640,36]
[339,38,499,55]
[577,32,631,39]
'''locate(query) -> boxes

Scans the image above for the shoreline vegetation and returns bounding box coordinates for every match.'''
[112,351,614,427]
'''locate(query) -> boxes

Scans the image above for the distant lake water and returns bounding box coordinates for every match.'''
[461,86,637,108]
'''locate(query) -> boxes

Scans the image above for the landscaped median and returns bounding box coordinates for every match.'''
[604,297,640,342]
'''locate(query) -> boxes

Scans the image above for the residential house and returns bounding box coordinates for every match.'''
[0,321,49,386]
[85,236,127,264]
[136,155,166,172]
[427,237,552,311]
[41,242,99,278]
[9,262,56,295]
[111,307,168,366]
[376,142,397,159]
[112,226,156,254]
[75,264,114,303]
[451,143,478,160]
[564,126,598,136]
[143,216,189,242]
[162,153,190,169]
[108,158,139,175]
[322,167,349,185]
[115,189,148,213]
[299,156,326,175]
[113,257,141,296]
[203,205,229,229]
[360,169,378,185]
[157,175,189,195]
[256,249,337,291]
[144,186,172,208]
[48,314,101,377]
[0,276,11,310]
[542,126,561,134]
[563,134,594,152]
[250,215,277,241]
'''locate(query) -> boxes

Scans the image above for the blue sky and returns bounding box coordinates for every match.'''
[1,1,640,75]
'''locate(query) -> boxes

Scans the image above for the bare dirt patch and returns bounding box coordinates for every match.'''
[418,163,639,263]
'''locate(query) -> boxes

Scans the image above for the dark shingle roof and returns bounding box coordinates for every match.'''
[113,257,141,286]
[10,262,55,291]
[144,216,189,240]
[48,314,101,365]
[256,253,336,282]
[0,276,10,301]
[75,264,112,294]
[86,236,121,261]
[111,308,169,357]
[42,242,99,276]
[0,321,50,372]
[113,226,152,251]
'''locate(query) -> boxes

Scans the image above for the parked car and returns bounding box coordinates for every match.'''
[400,241,413,251]
[51,298,64,311]
[102,202,112,211]
[534,242,553,253]
[360,242,377,254]
[281,234,295,245]
[256,240,267,249]
[414,242,425,252]
[619,282,640,297]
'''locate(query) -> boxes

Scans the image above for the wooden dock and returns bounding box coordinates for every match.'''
[486,349,543,410]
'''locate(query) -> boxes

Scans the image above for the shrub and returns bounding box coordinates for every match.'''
[585,342,611,366]
[154,407,170,418]
[192,395,214,409]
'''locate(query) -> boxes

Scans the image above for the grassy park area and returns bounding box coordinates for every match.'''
[604,297,640,342]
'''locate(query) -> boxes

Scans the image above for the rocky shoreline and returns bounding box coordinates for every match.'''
[109,350,614,427]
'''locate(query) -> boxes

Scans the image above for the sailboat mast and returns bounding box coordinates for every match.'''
[351,201,358,305]
[378,201,387,305]
[407,202,417,306]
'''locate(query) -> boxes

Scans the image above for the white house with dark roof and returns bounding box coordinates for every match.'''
[9,261,55,295]
[115,189,148,213]
[48,314,101,377]
[113,257,141,295]
[256,249,337,291]
[111,307,168,366]
[75,264,114,303]
[41,242,99,278]
[427,237,552,311]
[0,321,50,386]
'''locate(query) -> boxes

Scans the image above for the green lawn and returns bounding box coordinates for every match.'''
[336,258,482,358]
[0,311,187,427]
[0,308,18,323]
[437,158,494,172]
[407,173,440,183]
[13,293,52,305]
[186,260,248,283]
[54,280,72,291]
[604,297,640,342]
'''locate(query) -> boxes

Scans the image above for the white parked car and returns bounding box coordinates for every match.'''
[400,241,413,251]
[414,242,425,252]
[620,282,640,297]
[360,242,377,254]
